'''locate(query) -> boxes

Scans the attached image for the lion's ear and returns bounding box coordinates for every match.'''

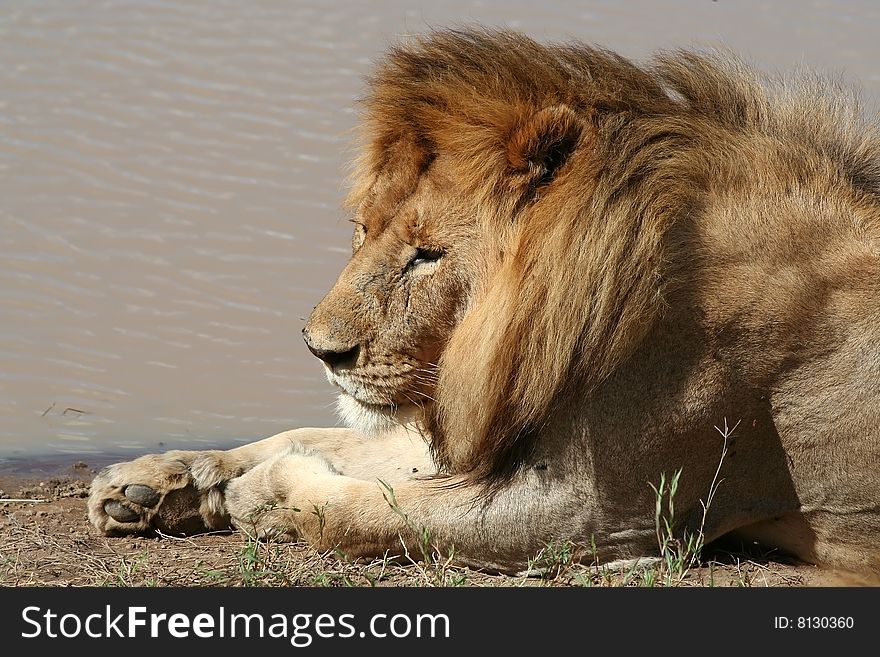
[506,105,583,186]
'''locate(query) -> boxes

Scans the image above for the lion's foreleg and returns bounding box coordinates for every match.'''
[87,430,317,536]
[88,427,433,536]
[224,456,585,574]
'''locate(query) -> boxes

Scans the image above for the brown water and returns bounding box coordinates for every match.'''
[2,1,879,460]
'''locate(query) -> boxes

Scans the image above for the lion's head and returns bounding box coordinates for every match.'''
[304,30,714,478]
[302,133,483,436]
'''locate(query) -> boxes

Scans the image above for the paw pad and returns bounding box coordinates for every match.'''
[124,484,160,507]
[104,500,140,523]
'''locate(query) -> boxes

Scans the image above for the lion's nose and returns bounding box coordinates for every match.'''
[303,331,360,369]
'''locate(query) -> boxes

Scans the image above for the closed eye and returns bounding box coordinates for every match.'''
[408,247,443,270]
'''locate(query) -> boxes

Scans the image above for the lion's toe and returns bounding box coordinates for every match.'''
[87,476,153,536]
[88,464,163,535]
[190,451,244,490]
[103,499,142,523]
[122,483,161,507]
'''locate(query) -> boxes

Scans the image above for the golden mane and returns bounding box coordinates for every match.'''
[351,29,880,480]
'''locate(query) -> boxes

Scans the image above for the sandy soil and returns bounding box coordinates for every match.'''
[0,459,858,588]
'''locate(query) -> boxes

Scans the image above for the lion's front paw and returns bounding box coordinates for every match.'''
[88,450,237,536]
[223,450,337,542]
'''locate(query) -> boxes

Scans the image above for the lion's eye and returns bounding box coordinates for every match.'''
[409,247,443,269]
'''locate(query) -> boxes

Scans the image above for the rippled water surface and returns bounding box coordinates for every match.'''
[2,0,879,459]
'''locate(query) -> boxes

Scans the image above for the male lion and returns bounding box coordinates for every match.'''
[88,30,880,578]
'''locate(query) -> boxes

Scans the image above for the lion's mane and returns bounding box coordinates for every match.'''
[349,30,880,480]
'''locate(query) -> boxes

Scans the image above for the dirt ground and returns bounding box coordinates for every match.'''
[0,459,863,587]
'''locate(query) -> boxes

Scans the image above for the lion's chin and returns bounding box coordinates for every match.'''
[334,393,419,436]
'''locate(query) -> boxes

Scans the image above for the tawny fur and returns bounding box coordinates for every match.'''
[89,29,880,579]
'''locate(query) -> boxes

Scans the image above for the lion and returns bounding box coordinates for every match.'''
[88,29,880,578]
